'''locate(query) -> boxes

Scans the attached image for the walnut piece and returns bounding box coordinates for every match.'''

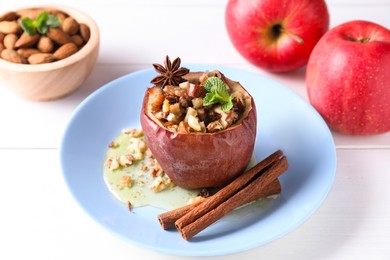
[119,176,133,188]
[119,154,133,166]
[107,157,120,170]
[122,128,144,137]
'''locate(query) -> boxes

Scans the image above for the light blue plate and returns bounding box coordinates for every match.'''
[60,65,336,256]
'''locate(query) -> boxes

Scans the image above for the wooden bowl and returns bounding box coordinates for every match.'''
[0,6,99,101]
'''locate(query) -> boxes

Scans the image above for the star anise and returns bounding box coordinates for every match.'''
[151,55,190,88]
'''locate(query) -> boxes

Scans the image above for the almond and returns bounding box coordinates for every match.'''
[47,27,72,45]
[56,12,67,24]
[3,33,18,49]
[71,34,84,47]
[14,32,40,48]
[0,43,4,53]
[37,36,54,53]
[62,17,79,36]
[28,53,55,64]
[79,23,90,42]
[1,49,26,64]
[17,48,41,58]
[0,21,20,34]
[53,42,78,60]
[0,32,4,43]
[44,9,66,17]
[0,12,18,22]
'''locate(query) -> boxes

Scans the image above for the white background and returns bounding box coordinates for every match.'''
[1,0,389,259]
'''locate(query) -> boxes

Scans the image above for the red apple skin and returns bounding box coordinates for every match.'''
[225,0,329,72]
[306,20,390,135]
[140,88,257,189]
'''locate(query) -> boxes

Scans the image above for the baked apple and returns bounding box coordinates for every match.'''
[140,56,257,189]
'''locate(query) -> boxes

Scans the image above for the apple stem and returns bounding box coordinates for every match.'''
[280,28,304,44]
[359,38,371,43]
[347,36,371,43]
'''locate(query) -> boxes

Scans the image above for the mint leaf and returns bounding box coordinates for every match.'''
[36,11,48,29]
[221,97,234,111]
[213,83,231,102]
[20,17,36,36]
[203,77,234,112]
[37,24,49,34]
[46,14,61,27]
[19,11,61,36]
[203,76,225,92]
[203,92,219,106]
[203,78,213,92]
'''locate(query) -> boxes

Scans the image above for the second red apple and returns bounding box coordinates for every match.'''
[306,20,390,135]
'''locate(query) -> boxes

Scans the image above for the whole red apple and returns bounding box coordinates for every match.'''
[141,71,257,189]
[225,0,329,72]
[306,20,390,135]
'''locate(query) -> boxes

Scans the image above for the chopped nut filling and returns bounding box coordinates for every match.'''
[187,196,206,205]
[119,154,133,166]
[119,175,133,188]
[148,72,246,133]
[105,128,177,194]
[122,128,144,137]
[150,176,175,192]
[107,157,120,170]
[108,141,119,148]
[150,176,166,192]
[127,201,133,211]
[150,161,164,177]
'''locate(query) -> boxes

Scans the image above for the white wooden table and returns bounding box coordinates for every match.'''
[1,1,389,259]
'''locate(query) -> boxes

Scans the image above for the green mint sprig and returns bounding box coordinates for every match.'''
[20,11,61,36]
[203,77,234,112]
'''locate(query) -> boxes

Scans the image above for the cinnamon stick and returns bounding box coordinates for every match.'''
[175,150,284,232]
[158,199,203,230]
[158,178,282,230]
[176,153,288,240]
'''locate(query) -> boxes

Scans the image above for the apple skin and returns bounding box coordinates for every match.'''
[140,74,257,189]
[225,0,329,72]
[306,20,390,135]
